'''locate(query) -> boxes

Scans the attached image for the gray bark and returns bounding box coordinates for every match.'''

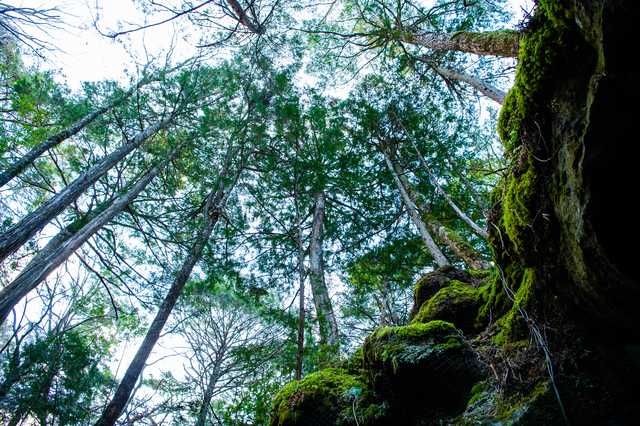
[382,148,450,268]
[194,364,222,426]
[389,154,492,270]
[0,75,161,188]
[308,190,339,348]
[402,29,519,57]
[0,113,176,264]
[380,278,389,327]
[421,60,506,104]
[0,140,187,327]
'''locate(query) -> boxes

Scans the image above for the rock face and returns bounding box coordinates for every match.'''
[363,321,480,425]
[269,276,483,426]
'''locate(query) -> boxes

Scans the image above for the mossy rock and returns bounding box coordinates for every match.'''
[410,267,479,321]
[269,367,376,426]
[363,321,481,424]
[412,281,482,335]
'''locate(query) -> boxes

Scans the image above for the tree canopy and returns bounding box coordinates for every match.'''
[0,0,558,425]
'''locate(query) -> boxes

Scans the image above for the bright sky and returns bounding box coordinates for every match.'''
[13,0,197,90]
[10,0,535,92]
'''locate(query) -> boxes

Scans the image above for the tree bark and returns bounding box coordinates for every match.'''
[0,113,176,265]
[225,0,264,34]
[395,121,489,238]
[308,190,339,348]
[380,278,389,327]
[194,363,222,426]
[381,148,450,268]
[0,140,187,327]
[389,153,492,270]
[402,29,519,57]
[294,173,305,381]
[0,75,161,188]
[420,60,506,104]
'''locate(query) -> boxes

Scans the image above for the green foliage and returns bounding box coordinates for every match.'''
[0,328,114,425]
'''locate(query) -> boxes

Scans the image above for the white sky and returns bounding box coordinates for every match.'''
[10,0,535,92]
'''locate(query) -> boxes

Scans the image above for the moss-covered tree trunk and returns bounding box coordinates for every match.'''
[489,0,640,336]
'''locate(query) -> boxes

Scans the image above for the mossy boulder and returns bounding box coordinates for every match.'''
[363,321,481,424]
[412,281,482,335]
[269,367,377,426]
[410,267,482,321]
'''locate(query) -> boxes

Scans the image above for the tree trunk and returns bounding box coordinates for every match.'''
[0,74,162,188]
[225,0,264,34]
[0,113,176,265]
[396,123,488,238]
[194,363,222,426]
[94,188,230,426]
[419,60,506,104]
[388,153,492,270]
[382,148,451,268]
[0,140,187,327]
[294,174,305,381]
[402,29,519,57]
[380,278,389,327]
[94,135,242,426]
[308,190,339,348]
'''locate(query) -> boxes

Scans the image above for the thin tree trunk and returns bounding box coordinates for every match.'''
[94,189,229,426]
[294,173,305,381]
[0,140,187,327]
[402,29,519,57]
[380,278,389,327]
[395,119,489,238]
[194,364,222,426]
[0,75,161,188]
[308,190,339,348]
[225,0,264,34]
[382,148,450,268]
[0,113,176,265]
[445,154,491,216]
[388,152,492,270]
[94,136,242,426]
[418,60,506,104]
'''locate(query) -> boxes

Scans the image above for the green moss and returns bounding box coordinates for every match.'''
[468,269,494,283]
[412,281,478,325]
[502,165,538,252]
[371,320,457,341]
[468,381,486,406]
[494,268,535,345]
[269,368,369,426]
[364,321,463,367]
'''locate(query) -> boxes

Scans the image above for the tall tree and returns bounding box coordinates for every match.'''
[95,163,239,426]
[0,138,189,326]
[308,190,339,348]
[0,65,185,188]
[0,112,179,264]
